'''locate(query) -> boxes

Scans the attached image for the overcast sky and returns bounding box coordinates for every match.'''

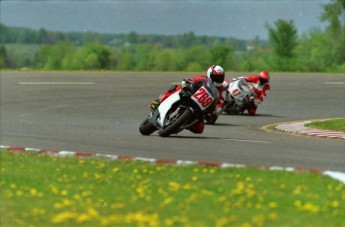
[0,0,330,40]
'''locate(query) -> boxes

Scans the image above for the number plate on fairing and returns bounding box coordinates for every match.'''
[191,86,215,110]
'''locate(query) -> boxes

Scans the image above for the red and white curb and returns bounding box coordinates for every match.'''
[1,145,344,184]
[275,121,345,140]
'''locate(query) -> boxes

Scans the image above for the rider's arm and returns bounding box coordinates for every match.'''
[181,78,193,87]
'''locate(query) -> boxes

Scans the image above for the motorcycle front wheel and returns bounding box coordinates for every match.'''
[139,117,157,135]
[158,108,193,137]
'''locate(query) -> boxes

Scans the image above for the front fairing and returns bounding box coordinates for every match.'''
[157,92,181,127]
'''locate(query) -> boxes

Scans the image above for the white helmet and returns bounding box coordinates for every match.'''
[207,65,225,87]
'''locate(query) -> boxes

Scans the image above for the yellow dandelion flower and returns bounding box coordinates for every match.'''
[331,200,339,208]
[165,218,174,226]
[49,185,58,195]
[302,202,320,213]
[245,188,256,198]
[62,199,73,207]
[87,208,99,218]
[232,181,245,195]
[158,187,167,196]
[51,212,77,223]
[76,213,90,223]
[183,184,192,190]
[163,197,174,205]
[73,194,81,200]
[30,188,38,196]
[94,173,102,180]
[82,190,92,197]
[101,214,124,225]
[294,200,302,207]
[216,217,229,227]
[53,202,63,209]
[112,167,119,172]
[16,190,23,197]
[61,189,68,196]
[218,195,227,202]
[268,202,277,209]
[192,176,198,181]
[169,182,181,191]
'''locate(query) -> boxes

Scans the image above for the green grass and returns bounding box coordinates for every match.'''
[306,118,345,132]
[1,150,344,227]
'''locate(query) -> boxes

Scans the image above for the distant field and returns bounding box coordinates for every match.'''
[1,150,344,226]
[4,44,41,58]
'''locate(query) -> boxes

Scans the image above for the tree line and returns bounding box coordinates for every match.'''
[0,0,344,73]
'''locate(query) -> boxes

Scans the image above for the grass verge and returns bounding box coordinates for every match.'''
[306,118,345,132]
[1,150,344,226]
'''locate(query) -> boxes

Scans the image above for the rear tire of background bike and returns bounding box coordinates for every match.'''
[158,109,193,137]
[139,118,157,135]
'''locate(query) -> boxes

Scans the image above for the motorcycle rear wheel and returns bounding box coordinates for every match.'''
[158,109,193,137]
[139,117,157,135]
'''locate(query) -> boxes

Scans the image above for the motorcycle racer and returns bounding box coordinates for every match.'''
[149,65,226,133]
[231,71,270,116]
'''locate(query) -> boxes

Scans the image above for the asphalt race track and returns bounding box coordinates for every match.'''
[1,72,344,171]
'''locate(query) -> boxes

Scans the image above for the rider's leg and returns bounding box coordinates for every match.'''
[247,101,257,116]
[150,85,182,110]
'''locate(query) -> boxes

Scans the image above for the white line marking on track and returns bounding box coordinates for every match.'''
[324,82,345,85]
[19,82,95,85]
[223,138,272,144]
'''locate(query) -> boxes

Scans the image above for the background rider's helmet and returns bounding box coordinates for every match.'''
[207,65,225,87]
[259,71,270,84]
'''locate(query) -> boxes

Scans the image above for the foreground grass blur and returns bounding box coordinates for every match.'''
[306,118,345,132]
[1,150,344,227]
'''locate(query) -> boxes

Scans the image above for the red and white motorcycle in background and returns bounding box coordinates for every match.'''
[204,78,255,124]
[139,81,218,137]
[223,79,256,115]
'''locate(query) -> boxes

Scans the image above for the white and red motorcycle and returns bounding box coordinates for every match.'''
[139,81,218,137]
[204,79,255,124]
[223,79,255,115]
